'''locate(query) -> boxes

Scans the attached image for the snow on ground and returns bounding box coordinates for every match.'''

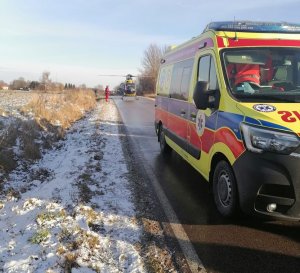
[0,100,146,272]
[0,91,32,118]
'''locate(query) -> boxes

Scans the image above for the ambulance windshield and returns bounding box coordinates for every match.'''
[223,48,300,102]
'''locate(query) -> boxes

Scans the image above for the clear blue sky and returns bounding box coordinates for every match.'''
[1,0,299,88]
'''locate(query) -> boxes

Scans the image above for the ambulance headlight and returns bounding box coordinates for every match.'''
[241,123,300,154]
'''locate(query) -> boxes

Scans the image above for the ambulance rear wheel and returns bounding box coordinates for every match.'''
[213,160,238,217]
[159,125,172,154]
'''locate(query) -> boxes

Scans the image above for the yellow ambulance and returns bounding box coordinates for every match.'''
[155,21,300,220]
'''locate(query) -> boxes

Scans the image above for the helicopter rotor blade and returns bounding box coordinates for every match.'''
[97,74,154,78]
[97,75,126,77]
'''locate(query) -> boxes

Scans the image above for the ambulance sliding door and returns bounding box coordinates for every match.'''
[167,59,194,156]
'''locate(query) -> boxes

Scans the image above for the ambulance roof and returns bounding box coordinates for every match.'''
[205,21,300,34]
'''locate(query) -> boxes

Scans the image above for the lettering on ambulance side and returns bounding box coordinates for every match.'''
[278,111,300,122]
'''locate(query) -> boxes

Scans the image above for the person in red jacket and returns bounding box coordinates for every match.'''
[234,63,260,86]
[227,59,275,93]
[227,63,260,93]
[105,85,110,102]
[227,63,260,86]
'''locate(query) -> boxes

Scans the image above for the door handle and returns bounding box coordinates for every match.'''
[190,112,196,121]
[180,110,186,117]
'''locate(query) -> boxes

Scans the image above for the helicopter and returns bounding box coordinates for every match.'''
[98,73,152,100]
[121,74,137,100]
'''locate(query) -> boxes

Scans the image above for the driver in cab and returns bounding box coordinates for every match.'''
[227,57,273,93]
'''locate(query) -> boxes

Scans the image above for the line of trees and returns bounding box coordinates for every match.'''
[1,43,167,94]
[1,71,81,91]
[64,83,76,89]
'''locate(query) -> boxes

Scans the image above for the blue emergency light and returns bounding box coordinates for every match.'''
[205,21,300,34]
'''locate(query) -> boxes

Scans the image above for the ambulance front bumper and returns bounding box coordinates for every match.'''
[233,151,300,221]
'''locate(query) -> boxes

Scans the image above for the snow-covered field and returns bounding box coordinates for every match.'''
[0,91,32,116]
[0,100,146,272]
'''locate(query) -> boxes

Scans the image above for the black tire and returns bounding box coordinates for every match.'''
[159,125,172,154]
[213,160,238,217]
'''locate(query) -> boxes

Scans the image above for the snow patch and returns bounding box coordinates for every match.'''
[0,101,146,272]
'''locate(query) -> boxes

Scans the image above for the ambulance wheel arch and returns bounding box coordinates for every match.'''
[157,121,163,141]
[213,160,239,217]
[158,123,172,154]
[210,152,239,217]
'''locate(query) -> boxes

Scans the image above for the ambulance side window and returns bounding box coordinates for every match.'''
[198,55,219,90]
[170,66,182,98]
[209,59,218,90]
[180,66,192,99]
[297,60,300,85]
[197,55,220,109]
[170,58,194,100]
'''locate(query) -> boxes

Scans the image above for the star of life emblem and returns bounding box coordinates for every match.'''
[253,104,276,112]
[196,111,206,136]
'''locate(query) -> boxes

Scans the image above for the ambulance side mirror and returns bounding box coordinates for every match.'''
[193,81,209,109]
[193,81,219,110]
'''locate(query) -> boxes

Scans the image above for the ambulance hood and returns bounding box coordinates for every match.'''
[237,103,300,136]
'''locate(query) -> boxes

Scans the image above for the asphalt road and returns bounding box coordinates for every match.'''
[114,96,300,273]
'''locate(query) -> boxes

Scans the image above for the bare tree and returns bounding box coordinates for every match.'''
[29,81,40,90]
[95,84,103,90]
[139,43,167,93]
[41,71,51,90]
[10,77,27,90]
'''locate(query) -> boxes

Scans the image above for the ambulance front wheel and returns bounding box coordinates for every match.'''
[213,161,238,217]
[159,125,172,154]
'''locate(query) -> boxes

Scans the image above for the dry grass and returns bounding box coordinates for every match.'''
[0,123,19,173]
[36,210,67,225]
[76,205,100,224]
[63,252,79,272]
[0,89,96,174]
[57,227,99,272]
[0,108,9,117]
[0,120,43,171]
[20,120,42,160]
[0,149,17,173]
[0,122,19,147]
[28,229,50,244]
[22,89,96,129]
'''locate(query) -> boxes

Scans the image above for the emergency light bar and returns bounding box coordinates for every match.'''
[205,21,300,34]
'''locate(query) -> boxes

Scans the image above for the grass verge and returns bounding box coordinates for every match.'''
[0,89,96,175]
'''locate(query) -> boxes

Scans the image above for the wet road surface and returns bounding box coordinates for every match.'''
[114,96,300,273]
